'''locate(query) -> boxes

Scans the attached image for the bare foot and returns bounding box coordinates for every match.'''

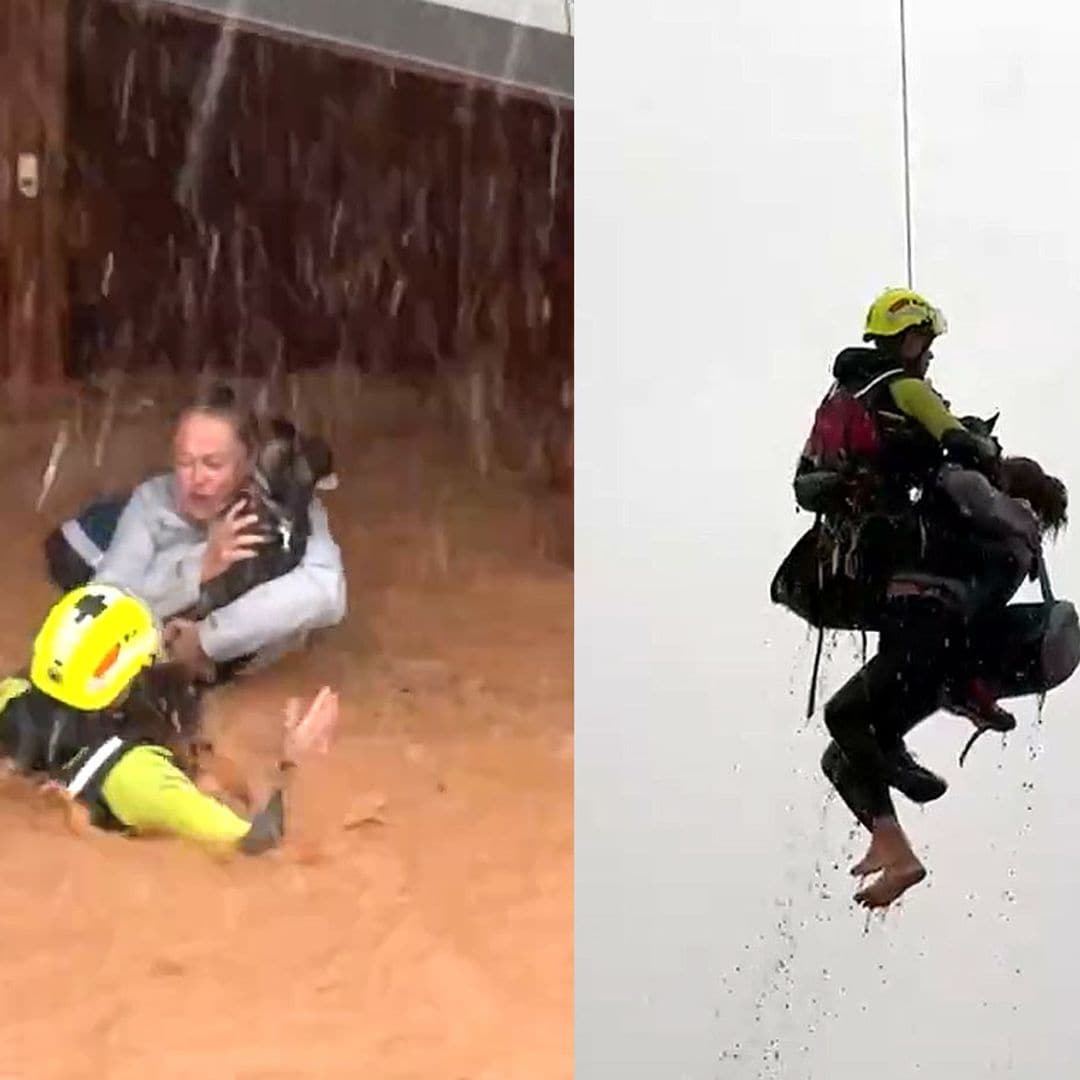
[850,815,908,877]
[850,832,888,877]
[849,815,925,906]
[854,859,927,909]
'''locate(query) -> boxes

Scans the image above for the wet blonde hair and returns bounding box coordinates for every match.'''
[179,382,258,457]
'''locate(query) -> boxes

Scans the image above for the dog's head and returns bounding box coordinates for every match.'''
[255,417,337,512]
[960,412,1000,439]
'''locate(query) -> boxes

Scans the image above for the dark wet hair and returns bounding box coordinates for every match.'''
[180,382,258,455]
[998,456,1069,537]
[123,661,205,756]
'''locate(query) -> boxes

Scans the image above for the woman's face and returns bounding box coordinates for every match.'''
[172,411,251,523]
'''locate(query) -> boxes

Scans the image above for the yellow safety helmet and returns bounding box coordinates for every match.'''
[863,287,947,341]
[29,585,162,712]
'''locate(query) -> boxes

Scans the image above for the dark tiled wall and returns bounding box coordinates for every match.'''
[66,0,572,415]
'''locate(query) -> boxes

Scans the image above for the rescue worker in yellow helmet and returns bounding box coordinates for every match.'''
[858,287,998,479]
[778,287,1042,910]
[0,584,338,853]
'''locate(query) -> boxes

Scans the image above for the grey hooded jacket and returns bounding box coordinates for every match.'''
[92,473,347,662]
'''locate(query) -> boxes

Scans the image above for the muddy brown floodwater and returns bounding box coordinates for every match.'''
[0,378,572,1079]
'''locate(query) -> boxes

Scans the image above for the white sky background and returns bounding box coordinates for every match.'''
[576,2,1080,1077]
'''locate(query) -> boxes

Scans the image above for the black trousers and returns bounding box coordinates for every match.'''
[820,531,1030,826]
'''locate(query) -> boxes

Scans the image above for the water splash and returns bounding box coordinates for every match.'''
[497,1,531,95]
[716,789,843,1077]
[176,1,244,216]
[117,49,136,142]
[36,423,71,511]
[93,374,120,469]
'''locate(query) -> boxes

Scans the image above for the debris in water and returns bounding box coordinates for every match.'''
[101,251,115,296]
[36,423,70,511]
[93,378,119,469]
